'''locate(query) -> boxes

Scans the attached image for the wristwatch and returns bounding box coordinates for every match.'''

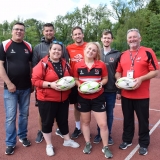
[48,83,51,88]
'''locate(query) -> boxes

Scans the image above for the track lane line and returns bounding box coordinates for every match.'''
[124,119,160,160]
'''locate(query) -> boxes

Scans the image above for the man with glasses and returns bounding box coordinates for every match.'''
[93,30,121,145]
[67,26,87,139]
[0,22,32,155]
[32,23,69,143]
[115,28,159,155]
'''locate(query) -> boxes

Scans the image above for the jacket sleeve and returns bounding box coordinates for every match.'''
[62,44,70,63]
[32,45,40,68]
[31,61,45,88]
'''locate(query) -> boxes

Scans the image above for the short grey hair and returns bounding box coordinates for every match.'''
[127,28,141,37]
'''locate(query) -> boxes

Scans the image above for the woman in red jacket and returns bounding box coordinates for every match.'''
[74,42,113,158]
[32,41,79,156]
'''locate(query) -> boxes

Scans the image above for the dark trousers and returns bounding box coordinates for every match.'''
[38,99,69,135]
[121,96,150,148]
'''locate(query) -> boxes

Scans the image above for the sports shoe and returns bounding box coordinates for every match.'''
[83,142,92,154]
[138,147,148,155]
[119,142,132,150]
[5,146,15,155]
[46,144,54,156]
[35,130,44,143]
[93,135,102,144]
[108,136,114,145]
[19,138,31,147]
[55,129,63,138]
[71,128,82,138]
[102,146,113,158]
[63,139,80,148]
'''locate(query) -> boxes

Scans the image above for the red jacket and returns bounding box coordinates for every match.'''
[32,55,72,102]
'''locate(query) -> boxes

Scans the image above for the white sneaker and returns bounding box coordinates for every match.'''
[63,139,80,148]
[46,144,54,156]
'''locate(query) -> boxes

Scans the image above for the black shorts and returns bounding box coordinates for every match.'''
[69,86,78,104]
[77,93,106,112]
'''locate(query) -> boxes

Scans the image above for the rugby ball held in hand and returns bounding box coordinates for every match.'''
[56,76,75,91]
[116,77,136,90]
[79,81,100,94]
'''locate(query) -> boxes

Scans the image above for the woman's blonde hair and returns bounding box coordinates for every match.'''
[84,42,101,60]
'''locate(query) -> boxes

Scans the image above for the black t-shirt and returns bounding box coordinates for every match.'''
[0,39,32,89]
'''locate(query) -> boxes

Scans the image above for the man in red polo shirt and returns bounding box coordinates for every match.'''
[115,28,159,156]
[67,26,87,138]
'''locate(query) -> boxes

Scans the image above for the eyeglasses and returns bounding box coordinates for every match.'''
[52,41,63,46]
[127,28,139,34]
[13,28,24,32]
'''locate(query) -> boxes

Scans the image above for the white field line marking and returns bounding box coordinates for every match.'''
[149,108,160,112]
[115,103,160,111]
[124,119,160,160]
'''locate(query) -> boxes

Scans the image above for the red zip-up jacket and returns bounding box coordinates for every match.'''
[32,55,71,102]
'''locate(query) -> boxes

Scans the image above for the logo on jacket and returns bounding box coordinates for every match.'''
[95,69,99,75]
[109,57,114,62]
[24,49,29,54]
[80,70,84,75]
[10,49,16,53]
[71,54,83,62]
[136,57,141,62]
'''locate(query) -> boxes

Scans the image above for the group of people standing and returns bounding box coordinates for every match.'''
[0,22,158,158]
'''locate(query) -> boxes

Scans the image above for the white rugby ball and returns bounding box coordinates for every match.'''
[79,81,100,94]
[56,76,75,91]
[116,77,136,90]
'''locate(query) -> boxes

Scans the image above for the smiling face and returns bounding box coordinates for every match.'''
[49,44,62,62]
[84,43,100,60]
[72,28,84,45]
[101,33,113,47]
[43,26,55,42]
[127,31,141,51]
[12,24,25,42]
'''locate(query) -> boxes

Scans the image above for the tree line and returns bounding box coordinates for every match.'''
[0,0,160,58]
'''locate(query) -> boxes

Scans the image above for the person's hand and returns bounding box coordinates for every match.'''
[132,78,142,90]
[50,81,62,91]
[116,94,121,100]
[115,79,123,89]
[7,82,16,92]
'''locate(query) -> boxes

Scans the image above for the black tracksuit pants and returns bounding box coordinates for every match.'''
[121,96,150,148]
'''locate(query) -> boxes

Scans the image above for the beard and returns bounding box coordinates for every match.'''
[104,44,110,48]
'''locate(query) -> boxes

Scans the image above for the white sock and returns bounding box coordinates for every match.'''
[75,121,80,130]
[47,144,52,147]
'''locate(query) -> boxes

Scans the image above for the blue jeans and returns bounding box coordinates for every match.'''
[4,88,30,146]
[97,92,116,136]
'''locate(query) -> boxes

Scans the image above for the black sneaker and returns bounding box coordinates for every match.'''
[108,136,114,145]
[5,146,15,155]
[55,129,63,138]
[35,130,44,143]
[93,135,102,144]
[71,128,82,138]
[119,142,132,150]
[139,147,148,155]
[19,138,31,147]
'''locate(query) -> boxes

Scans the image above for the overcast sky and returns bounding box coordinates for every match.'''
[0,0,108,23]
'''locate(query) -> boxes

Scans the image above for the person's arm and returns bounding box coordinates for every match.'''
[0,60,16,92]
[115,72,122,80]
[100,76,108,86]
[133,70,159,89]
[32,46,40,68]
